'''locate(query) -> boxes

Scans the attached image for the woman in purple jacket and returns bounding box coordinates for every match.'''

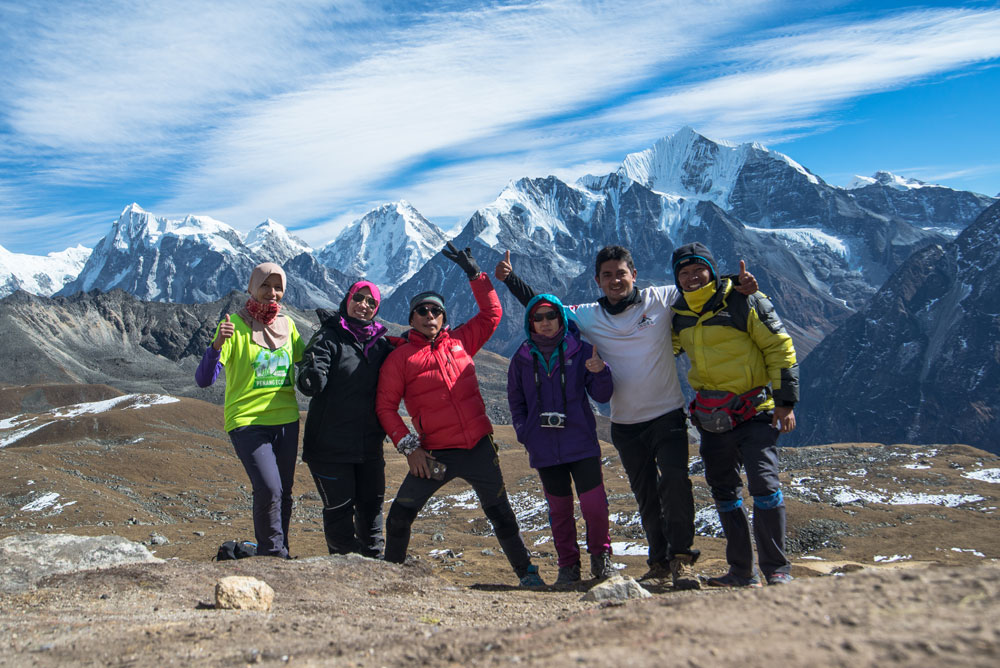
[507,294,614,585]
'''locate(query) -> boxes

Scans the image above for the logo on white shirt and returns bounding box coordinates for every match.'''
[636,314,655,331]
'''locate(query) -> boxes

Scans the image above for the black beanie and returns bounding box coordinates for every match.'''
[408,291,447,323]
[671,242,718,289]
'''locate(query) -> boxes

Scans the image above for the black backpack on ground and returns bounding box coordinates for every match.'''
[215,540,257,560]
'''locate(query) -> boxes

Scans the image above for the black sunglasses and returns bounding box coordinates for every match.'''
[414,305,444,317]
[351,293,378,309]
[531,311,560,322]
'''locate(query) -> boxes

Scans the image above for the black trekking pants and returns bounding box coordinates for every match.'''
[611,409,695,566]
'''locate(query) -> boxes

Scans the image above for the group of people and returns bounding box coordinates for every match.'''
[196,238,799,589]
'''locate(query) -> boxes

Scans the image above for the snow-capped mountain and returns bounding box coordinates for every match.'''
[0,244,91,298]
[316,201,447,296]
[57,204,348,308]
[245,219,312,265]
[844,171,993,238]
[792,200,1000,454]
[381,128,994,357]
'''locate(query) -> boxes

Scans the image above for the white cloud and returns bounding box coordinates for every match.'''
[2,2,1000,252]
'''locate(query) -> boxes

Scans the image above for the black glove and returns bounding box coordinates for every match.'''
[442,242,480,279]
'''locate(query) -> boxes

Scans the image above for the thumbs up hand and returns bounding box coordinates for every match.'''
[585,345,606,373]
[734,259,759,295]
[495,249,512,281]
[213,314,235,351]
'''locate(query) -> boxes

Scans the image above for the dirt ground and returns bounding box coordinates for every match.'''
[2,384,1000,666]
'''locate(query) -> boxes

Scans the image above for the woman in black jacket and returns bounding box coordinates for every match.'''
[297,280,395,557]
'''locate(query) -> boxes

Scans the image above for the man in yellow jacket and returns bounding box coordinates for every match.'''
[670,242,798,587]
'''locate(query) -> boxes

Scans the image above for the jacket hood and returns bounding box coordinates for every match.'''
[523,293,571,339]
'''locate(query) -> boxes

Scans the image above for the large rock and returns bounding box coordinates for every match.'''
[0,532,162,593]
[214,575,275,611]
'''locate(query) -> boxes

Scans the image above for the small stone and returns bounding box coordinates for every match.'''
[193,531,205,537]
[481,548,495,556]
[581,575,652,603]
[214,576,275,611]
[149,533,168,546]
[432,532,445,542]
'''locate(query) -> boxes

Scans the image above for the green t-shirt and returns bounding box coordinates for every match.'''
[217,314,304,432]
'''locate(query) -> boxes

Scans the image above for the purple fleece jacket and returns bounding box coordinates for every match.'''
[507,323,613,469]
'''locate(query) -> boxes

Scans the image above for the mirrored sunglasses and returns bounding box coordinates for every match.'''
[531,311,559,322]
[351,293,379,309]
[414,305,444,317]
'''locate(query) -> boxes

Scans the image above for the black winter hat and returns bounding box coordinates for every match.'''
[408,291,447,323]
[671,242,718,289]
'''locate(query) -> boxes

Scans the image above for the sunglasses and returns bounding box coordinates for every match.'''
[351,293,378,309]
[531,311,560,322]
[414,305,444,318]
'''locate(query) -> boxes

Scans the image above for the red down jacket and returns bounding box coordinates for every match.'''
[376,273,501,451]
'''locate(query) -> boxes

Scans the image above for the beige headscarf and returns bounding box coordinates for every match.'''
[237,262,290,350]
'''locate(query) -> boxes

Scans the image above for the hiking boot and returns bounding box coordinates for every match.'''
[518,564,545,588]
[554,562,581,586]
[706,571,762,588]
[669,554,701,590]
[638,561,672,582]
[766,572,794,586]
[590,551,615,579]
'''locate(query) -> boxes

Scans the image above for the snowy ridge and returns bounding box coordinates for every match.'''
[0,243,91,298]
[846,171,931,191]
[618,126,819,208]
[245,218,312,264]
[316,201,446,296]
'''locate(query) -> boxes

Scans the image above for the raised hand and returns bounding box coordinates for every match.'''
[212,314,235,351]
[442,241,481,278]
[734,259,759,295]
[584,346,606,373]
[495,249,512,281]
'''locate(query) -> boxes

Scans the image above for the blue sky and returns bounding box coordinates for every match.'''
[1,0,998,255]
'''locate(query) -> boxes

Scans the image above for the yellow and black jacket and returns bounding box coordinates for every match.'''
[671,278,799,410]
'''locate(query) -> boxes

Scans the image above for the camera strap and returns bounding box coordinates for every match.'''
[532,345,567,416]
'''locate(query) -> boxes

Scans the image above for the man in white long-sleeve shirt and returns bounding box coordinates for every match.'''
[497,245,756,589]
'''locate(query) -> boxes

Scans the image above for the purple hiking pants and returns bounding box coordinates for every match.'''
[229,422,299,558]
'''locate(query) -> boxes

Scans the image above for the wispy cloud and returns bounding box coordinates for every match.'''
[2,2,999,253]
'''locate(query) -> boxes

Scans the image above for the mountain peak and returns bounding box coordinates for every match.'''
[245,218,311,263]
[847,171,932,191]
[316,201,446,295]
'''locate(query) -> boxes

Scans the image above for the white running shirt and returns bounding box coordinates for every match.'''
[567,285,685,424]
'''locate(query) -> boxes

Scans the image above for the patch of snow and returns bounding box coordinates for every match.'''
[610,541,648,556]
[745,226,848,258]
[829,485,983,507]
[963,468,1000,484]
[800,555,825,560]
[902,464,931,470]
[874,554,911,563]
[20,492,61,512]
[950,547,985,557]
[694,505,724,538]
[0,421,53,448]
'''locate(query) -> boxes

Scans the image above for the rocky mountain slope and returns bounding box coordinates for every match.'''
[0,288,517,420]
[0,382,998,665]
[792,200,1000,454]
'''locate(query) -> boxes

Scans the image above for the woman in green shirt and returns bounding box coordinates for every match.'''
[196,262,304,558]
